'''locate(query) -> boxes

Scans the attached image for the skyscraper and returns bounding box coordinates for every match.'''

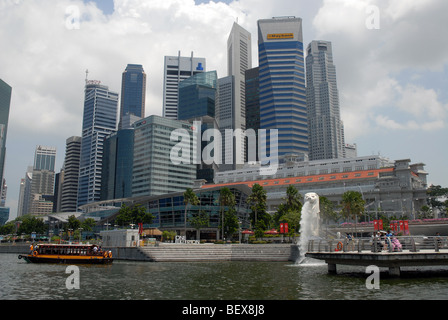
[29,146,57,215]
[101,129,134,201]
[245,67,260,162]
[0,79,12,204]
[132,115,196,197]
[219,22,252,170]
[257,17,308,158]
[306,40,345,160]
[78,81,118,207]
[119,64,146,129]
[163,52,206,120]
[60,136,81,212]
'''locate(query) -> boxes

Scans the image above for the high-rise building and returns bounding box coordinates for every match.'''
[101,129,134,201]
[163,52,206,120]
[60,136,81,212]
[0,79,12,204]
[17,166,33,217]
[178,71,219,183]
[245,67,260,162]
[78,81,118,207]
[29,146,57,215]
[257,17,308,158]
[223,22,252,169]
[132,115,196,197]
[119,64,146,129]
[306,40,345,160]
[178,71,217,121]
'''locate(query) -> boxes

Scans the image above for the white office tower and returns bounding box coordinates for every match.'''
[218,22,252,171]
[306,40,346,160]
[163,52,206,120]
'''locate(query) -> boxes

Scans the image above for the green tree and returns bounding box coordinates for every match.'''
[81,218,97,232]
[17,215,47,235]
[319,196,337,224]
[219,187,236,240]
[188,210,209,240]
[183,188,200,237]
[247,184,268,229]
[274,185,302,235]
[115,204,154,226]
[340,191,365,236]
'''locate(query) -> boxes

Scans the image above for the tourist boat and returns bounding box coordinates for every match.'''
[18,243,113,264]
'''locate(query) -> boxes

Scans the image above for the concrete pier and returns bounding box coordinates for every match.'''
[305,236,448,277]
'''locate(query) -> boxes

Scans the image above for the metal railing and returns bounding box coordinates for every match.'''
[307,236,448,253]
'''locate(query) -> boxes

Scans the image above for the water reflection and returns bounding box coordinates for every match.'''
[2,254,448,300]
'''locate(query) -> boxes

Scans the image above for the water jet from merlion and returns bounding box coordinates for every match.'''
[297,192,321,264]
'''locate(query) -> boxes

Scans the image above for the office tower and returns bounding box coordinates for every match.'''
[29,146,57,215]
[0,79,12,203]
[257,17,308,158]
[60,136,81,212]
[163,51,206,120]
[178,71,217,120]
[132,115,196,197]
[245,67,260,162]
[101,129,134,200]
[119,64,146,129]
[306,40,345,160]
[17,166,33,217]
[178,71,219,182]
[224,22,252,169]
[78,81,118,207]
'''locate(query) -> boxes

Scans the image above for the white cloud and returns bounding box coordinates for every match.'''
[1,0,448,218]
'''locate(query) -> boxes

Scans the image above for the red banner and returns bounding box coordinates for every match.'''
[374,220,384,231]
[280,223,289,234]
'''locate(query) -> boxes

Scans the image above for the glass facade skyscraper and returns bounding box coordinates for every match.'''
[78,81,118,207]
[0,79,12,204]
[119,64,146,129]
[178,71,217,121]
[101,129,134,200]
[257,17,308,158]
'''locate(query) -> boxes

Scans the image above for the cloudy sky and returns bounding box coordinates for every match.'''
[1,0,447,220]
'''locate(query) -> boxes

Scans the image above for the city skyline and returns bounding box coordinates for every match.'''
[1,0,448,220]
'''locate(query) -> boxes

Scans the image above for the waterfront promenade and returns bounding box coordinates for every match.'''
[0,242,298,262]
[305,236,448,276]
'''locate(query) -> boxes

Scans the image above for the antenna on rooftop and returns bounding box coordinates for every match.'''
[85,69,89,84]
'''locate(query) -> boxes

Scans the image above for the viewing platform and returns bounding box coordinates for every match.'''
[305,236,448,276]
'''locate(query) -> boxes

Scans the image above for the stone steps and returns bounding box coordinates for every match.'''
[137,244,293,262]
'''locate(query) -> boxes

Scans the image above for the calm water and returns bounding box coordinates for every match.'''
[1,253,448,300]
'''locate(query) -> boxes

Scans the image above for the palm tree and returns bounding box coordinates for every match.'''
[341,191,365,237]
[219,187,236,241]
[247,183,267,228]
[183,188,199,239]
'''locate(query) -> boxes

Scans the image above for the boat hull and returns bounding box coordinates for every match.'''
[19,254,113,265]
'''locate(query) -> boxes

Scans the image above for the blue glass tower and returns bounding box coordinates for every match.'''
[177,71,217,120]
[257,17,308,158]
[119,64,146,129]
[78,81,118,207]
[0,79,12,203]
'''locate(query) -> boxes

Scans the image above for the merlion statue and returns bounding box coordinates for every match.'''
[297,192,320,264]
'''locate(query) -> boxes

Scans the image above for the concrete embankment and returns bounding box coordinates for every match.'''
[0,244,29,254]
[1,243,301,262]
[108,243,300,262]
